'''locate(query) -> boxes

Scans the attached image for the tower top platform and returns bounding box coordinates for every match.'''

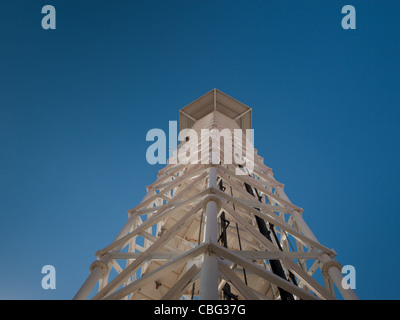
[179,89,252,132]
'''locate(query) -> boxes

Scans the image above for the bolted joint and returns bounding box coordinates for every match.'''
[202,194,222,212]
[321,259,342,277]
[328,249,338,259]
[89,257,111,278]
[293,209,304,217]
[205,243,213,255]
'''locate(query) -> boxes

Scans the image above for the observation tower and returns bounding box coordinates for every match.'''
[74,89,358,300]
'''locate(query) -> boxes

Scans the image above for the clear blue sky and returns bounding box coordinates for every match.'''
[0,0,399,299]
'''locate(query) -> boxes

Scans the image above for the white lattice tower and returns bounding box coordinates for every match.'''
[74,89,358,300]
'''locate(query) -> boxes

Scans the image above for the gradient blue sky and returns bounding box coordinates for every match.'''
[0,1,399,299]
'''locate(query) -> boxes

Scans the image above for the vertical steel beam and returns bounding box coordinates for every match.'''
[199,167,219,300]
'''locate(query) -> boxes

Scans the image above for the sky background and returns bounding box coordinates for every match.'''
[0,0,399,300]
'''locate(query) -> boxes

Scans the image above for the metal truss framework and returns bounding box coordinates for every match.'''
[74,89,358,300]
